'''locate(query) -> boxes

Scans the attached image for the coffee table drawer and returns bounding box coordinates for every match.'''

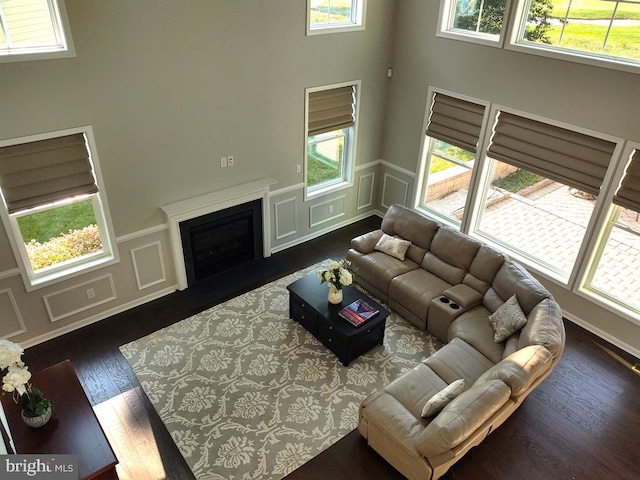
[290,294,317,334]
[317,321,348,355]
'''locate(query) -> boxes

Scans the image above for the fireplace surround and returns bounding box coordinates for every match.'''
[162,178,275,290]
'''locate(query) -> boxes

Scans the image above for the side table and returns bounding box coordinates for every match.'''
[0,360,119,480]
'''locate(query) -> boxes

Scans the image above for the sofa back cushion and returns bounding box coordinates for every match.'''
[422,227,481,284]
[462,245,507,294]
[517,297,565,360]
[484,261,550,315]
[381,204,440,251]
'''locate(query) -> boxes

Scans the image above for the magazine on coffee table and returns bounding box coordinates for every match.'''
[338,299,379,327]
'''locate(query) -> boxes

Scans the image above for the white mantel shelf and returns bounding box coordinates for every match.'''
[162,177,276,290]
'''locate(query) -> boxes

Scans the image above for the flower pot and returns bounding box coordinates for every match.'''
[21,405,52,428]
[328,285,343,304]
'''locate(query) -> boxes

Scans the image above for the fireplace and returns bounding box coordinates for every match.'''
[179,200,263,286]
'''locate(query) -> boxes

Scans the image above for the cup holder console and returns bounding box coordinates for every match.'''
[439,296,459,309]
[440,297,450,303]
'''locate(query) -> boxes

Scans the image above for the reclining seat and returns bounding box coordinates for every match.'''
[347,204,440,302]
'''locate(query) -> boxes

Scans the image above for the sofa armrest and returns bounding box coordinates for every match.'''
[416,379,511,458]
[350,229,384,254]
[476,344,553,397]
[443,284,482,309]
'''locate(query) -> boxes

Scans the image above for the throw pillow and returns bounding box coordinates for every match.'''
[374,233,411,261]
[489,294,528,343]
[421,379,466,418]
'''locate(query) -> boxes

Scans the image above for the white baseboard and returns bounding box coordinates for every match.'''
[563,310,640,359]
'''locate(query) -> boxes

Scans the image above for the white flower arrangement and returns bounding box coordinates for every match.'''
[0,339,31,393]
[318,260,353,290]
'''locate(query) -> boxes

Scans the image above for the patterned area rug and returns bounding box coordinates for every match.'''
[120,262,441,480]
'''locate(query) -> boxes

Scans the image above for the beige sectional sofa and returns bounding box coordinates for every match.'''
[347,204,565,480]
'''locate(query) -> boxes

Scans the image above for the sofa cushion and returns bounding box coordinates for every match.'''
[381,204,440,250]
[421,227,481,284]
[448,306,505,364]
[476,345,553,397]
[462,245,507,294]
[375,233,412,260]
[423,337,495,386]
[421,379,466,418]
[389,269,451,322]
[382,363,448,420]
[489,294,528,343]
[517,297,565,360]
[348,250,419,299]
[489,261,550,315]
[351,229,384,254]
[416,379,511,458]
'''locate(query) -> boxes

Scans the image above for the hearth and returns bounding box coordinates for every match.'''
[179,199,263,286]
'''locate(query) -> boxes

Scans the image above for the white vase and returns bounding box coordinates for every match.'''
[328,285,343,304]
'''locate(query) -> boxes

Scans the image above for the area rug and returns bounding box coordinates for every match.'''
[120,261,441,480]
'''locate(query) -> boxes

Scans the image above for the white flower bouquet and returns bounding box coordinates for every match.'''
[318,260,353,291]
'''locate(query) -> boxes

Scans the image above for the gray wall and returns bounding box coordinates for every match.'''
[381,1,640,355]
[0,0,394,345]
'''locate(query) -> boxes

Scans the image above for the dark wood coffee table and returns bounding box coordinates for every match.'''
[287,273,389,366]
[0,360,119,480]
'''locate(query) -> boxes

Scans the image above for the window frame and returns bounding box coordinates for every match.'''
[436,0,512,48]
[0,126,118,291]
[304,80,361,201]
[506,0,640,74]
[306,0,367,36]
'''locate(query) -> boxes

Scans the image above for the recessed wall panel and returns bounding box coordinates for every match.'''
[131,242,166,290]
[44,275,116,322]
[357,172,375,210]
[381,174,409,208]
[274,197,297,240]
[0,289,26,338]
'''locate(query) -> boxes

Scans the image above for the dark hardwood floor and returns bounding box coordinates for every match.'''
[23,215,640,480]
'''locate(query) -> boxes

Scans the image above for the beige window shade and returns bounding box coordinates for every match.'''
[0,133,98,214]
[613,150,640,213]
[487,112,616,196]
[425,93,485,153]
[308,86,355,137]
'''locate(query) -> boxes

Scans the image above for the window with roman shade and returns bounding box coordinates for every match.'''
[613,149,640,213]
[307,86,355,137]
[487,112,617,196]
[0,127,116,290]
[0,133,98,214]
[426,92,485,153]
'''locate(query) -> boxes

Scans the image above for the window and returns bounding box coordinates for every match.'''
[0,0,74,62]
[512,0,640,69]
[305,82,360,198]
[307,0,366,35]
[582,147,640,318]
[472,109,617,282]
[438,0,508,46]
[416,91,487,225]
[0,128,117,290]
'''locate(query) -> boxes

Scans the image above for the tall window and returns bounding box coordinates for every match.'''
[438,0,508,45]
[417,92,487,225]
[305,82,360,198]
[583,148,640,315]
[473,110,617,282]
[514,0,640,66]
[0,0,74,62]
[307,0,366,35]
[0,128,116,290]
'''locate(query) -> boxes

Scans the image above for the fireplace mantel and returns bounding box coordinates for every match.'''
[162,178,276,290]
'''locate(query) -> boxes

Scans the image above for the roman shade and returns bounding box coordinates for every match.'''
[0,133,98,214]
[425,93,485,153]
[613,149,640,213]
[308,86,355,137]
[487,112,616,196]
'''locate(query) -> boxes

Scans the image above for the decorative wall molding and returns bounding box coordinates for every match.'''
[43,274,117,322]
[0,288,26,338]
[309,195,347,228]
[381,173,409,208]
[0,268,20,280]
[355,159,381,171]
[131,241,167,290]
[357,172,375,210]
[381,159,416,178]
[274,197,298,240]
[269,182,305,197]
[116,223,168,244]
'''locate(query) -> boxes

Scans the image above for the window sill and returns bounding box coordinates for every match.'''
[305,180,353,202]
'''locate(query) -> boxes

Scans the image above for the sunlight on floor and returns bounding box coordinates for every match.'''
[93,387,167,480]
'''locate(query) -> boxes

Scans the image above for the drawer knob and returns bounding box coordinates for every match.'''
[301,315,305,320]
[301,303,306,308]
[329,325,333,330]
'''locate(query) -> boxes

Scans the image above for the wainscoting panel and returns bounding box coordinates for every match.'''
[131,241,167,290]
[357,172,375,210]
[309,195,346,228]
[274,197,297,240]
[0,288,26,338]
[44,275,117,322]
[381,173,409,208]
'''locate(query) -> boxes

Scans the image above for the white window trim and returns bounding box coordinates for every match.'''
[505,0,640,75]
[414,86,492,231]
[0,126,119,292]
[304,80,361,201]
[436,0,512,48]
[0,0,75,63]
[306,0,367,36]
